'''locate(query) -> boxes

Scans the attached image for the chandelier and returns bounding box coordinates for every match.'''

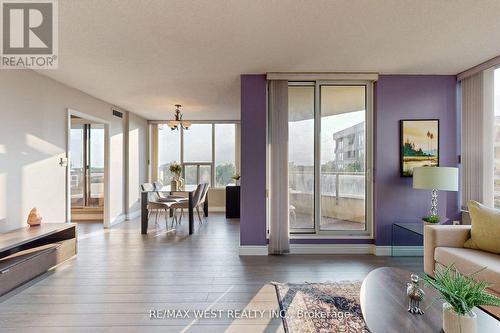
[167,104,191,130]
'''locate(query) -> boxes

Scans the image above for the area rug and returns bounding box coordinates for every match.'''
[272,281,369,333]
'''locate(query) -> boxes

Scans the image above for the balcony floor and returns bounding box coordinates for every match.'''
[291,212,365,230]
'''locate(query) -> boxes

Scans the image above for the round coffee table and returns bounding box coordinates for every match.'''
[360,267,500,333]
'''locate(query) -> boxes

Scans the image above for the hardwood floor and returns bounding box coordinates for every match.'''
[0,214,422,332]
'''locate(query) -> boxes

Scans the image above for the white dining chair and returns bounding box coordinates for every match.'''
[169,183,205,227]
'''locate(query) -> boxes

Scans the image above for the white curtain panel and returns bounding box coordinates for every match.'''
[460,72,485,207]
[268,80,290,254]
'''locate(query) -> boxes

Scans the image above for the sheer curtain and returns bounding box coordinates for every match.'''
[268,80,290,254]
[460,70,495,208]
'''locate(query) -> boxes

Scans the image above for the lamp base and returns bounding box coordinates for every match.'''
[430,189,438,216]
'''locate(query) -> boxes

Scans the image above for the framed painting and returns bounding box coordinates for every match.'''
[400,119,439,177]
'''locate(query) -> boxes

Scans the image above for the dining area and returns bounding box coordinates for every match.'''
[140,181,209,235]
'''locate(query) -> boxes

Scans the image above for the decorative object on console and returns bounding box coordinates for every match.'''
[422,264,500,333]
[26,207,42,226]
[406,273,425,315]
[400,119,439,177]
[413,166,458,220]
[231,172,240,186]
[422,214,440,225]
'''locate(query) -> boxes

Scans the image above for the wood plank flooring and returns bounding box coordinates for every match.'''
[0,214,422,332]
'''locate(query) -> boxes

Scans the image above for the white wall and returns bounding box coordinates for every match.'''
[0,70,148,232]
[127,112,148,218]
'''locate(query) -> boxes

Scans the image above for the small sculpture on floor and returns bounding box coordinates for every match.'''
[27,207,42,226]
[406,273,425,315]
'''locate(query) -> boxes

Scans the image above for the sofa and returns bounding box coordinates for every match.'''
[424,225,500,318]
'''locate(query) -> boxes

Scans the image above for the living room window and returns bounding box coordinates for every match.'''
[288,81,373,236]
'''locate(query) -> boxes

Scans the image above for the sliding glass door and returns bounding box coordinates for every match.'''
[70,123,104,208]
[288,81,372,235]
[320,86,366,231]
[288,85,315,230]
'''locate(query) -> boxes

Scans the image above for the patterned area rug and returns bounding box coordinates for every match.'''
[273,281,369,333]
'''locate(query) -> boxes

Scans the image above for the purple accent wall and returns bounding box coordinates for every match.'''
[239,74,459,247]
[240,75,268,246]
[374,75,459,245]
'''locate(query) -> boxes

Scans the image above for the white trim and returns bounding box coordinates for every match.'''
[267,72,379,81]
[290,244,373,254]
[289,234,373,240]
[374,246,392,256]
[108,213,126,228]
[238,244,420,256]
[208,206,226,213]
[457,54,500,81]
[66,108,111,228]
[392,246,424,257]
[239,245,268,256]
[126,210,141,220]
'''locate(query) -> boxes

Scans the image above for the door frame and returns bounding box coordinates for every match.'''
[66,108,111,227]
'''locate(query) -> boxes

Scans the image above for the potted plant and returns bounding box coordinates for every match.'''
[231,172,241,186]
[169,162,182,190]
[422,214,440,225]
[422,264,500,333]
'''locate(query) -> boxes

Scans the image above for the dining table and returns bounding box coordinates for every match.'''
[141,184,208,235]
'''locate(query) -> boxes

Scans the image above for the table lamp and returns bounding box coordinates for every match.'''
[413,167,459,216]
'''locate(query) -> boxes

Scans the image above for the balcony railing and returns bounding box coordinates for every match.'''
[289,171,365,200]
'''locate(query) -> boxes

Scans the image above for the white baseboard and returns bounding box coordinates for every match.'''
[239,244,420,256]
[239,245,268,256]
[209,206,226,213]
[391,246,423,257]
[290,244,374,254]
[107,213,126,228]
[373,246,391,256]
[126,210,141,220]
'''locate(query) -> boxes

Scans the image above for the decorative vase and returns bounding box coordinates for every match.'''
[170,179,179,191]
[442,302,477,333]
[176,176,184,190]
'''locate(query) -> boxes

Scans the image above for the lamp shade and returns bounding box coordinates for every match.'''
[413,167,459,191]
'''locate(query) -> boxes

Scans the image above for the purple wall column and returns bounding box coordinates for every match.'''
[239,74,459,247]
[240,75,268,246]
[374,75,459,246]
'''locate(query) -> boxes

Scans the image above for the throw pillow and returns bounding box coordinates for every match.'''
[464,200,500,254]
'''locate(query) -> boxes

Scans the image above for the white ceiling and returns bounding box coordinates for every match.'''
[37,0,500,120]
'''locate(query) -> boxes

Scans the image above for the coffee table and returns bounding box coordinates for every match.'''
[360,267,500,333]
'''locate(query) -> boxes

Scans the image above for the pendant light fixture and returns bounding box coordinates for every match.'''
[167,104,191,130]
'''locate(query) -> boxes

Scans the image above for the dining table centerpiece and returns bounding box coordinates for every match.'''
[169,162,183,191]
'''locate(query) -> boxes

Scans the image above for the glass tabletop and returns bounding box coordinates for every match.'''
[157,185,198,192]
[393,222,424,236]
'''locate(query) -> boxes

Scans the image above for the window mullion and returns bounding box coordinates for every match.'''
[314,82,321,235]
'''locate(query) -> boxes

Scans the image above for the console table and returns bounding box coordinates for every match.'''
[225,185,240,218]
[0,223,77,296]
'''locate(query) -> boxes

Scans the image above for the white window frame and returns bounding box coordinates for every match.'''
[152,121,240,189]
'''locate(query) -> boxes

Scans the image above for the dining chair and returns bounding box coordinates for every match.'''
[141,183,173,227]
[196,183,209,223]
[169,183,205,226]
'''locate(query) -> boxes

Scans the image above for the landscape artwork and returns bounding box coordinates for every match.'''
[400,119,439,177]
